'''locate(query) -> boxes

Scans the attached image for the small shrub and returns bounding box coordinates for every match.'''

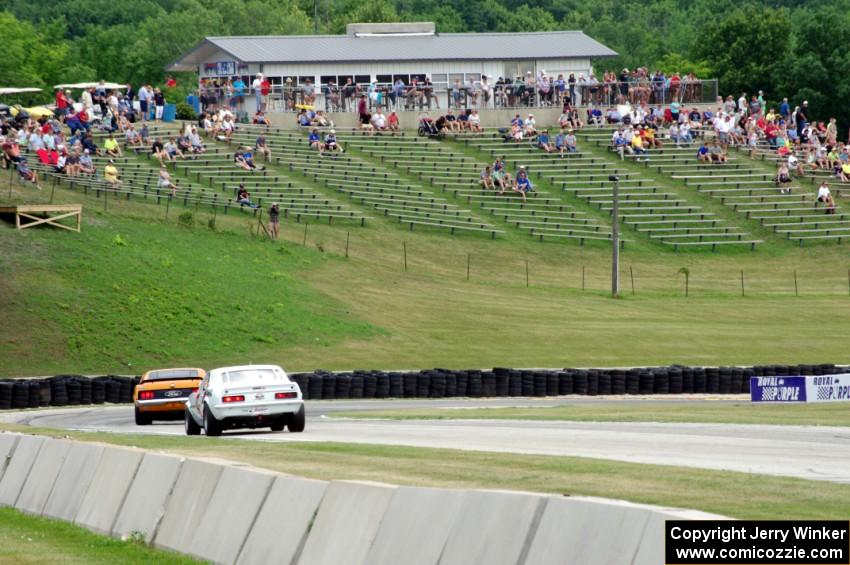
[178,211,194,228]
[175,102,197,120]
[112,234,126,246]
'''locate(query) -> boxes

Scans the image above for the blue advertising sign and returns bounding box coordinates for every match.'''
[750,376,807,402]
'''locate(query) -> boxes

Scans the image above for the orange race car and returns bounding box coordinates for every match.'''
[133,367,206,425]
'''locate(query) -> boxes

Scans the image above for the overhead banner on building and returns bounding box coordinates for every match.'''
[750,374,850,403]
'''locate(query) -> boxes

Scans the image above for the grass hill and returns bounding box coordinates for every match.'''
[2,127,848,377]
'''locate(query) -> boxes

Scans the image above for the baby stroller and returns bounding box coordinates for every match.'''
[417,116,443,139]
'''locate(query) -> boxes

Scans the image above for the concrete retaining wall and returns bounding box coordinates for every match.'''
[0,432,727,565]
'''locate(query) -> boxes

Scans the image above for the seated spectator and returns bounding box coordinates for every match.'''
[630,131,648,159]
[81,133,99,156]
[606,107,622,124]
[479,165,495,190]
[324,130,343,154]
[468,110,482,132]
[457,109,470,131]
[370,109,388,132]
[158,166,178,197]
[709,141,727,163]
[815,181,835,214]
[104,159,121,186]
[308,128,323,154]
[176,134,193,155]
[255,134,270,161]
[236,184,259,209]
[164,138,185,161]
[444,108,460,132]
[78,150,95,175]
[218,115,234,141]
[514,167,533,202]
[387,111,400,132]
[524,113,537,137]
[139,124,150,145]
[565,130,578,153]
[125,125,142,148]
[253,111,271,126]
[837,161,850,183]
[54,151,68,174]
[788,153,804,177]
[188,127,205,153]
[775,163,792,191]
[537,130,553,153]
[493,158,508,192]
[643,126,662,148]
[16,158,40,188]
[554,131,566,157]
[508,123,524,142]
[612,128,629,160]
[235,147,263,171]
[314,110,331,127]
[587,106,603,127]
[434,114,448,134]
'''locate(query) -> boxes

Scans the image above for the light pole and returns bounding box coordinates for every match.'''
[610,174,620,297]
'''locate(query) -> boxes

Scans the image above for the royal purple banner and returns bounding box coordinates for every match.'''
[750,376,807,402]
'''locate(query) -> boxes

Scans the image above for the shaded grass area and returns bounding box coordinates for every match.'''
[334,401,850,426]
[1,424,848,520]
[0,507,203,565]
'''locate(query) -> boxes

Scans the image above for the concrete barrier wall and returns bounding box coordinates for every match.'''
[0,433,21,484]
[0,433,728,565]
[42,442,105,522]
[15,438,71,515]
[0,435,44,507]
[74,446,143,535]
[112,453,184,542]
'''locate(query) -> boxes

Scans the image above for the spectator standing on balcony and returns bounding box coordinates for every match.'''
[466,77,479,108]
[392,79,406,110]
[553,74,566,105]
[232,77,246,110]
[357,94,371,133]
[342,78,357,111]
[261,76,271,108]
[480,75,492,109]
[423,77,439,109]
[302,79,316,106]
[567,73,577,105]
[252,73,263,111]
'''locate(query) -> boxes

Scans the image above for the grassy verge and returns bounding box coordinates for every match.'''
[1,424,847,520]
[0,507,202,565]
[333,401,850,426]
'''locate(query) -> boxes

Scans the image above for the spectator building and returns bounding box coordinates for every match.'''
[169,22,617,115]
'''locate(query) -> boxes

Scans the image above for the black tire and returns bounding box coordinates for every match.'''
[185,409,201,435]
[203,405,222,436]
[287,405,305,433]
[270,418,285,432]
[134,406,152,425]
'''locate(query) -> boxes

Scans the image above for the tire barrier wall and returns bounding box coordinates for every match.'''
[0,433,724,565]
[0,364,846,409]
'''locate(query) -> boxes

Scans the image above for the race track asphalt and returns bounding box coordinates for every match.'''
[2,396,847,483]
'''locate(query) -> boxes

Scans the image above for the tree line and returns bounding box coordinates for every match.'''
[1,0,847,130]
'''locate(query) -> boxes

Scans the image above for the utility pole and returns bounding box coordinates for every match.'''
[314,0,319,33]
[610,175,620,297]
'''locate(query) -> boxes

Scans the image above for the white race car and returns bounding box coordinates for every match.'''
[185,364,305,436]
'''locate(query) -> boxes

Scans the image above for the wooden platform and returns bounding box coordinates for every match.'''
[0,204,82,232]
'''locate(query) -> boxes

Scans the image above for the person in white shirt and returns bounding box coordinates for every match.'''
[468,109,482,132]
[480,75,492,108]
[816,181,835,214]
[524,114,537,136]
[788,153,803,176]
[370,108,387,131]
[252,73,263,112]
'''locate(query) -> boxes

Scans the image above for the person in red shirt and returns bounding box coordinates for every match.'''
[55,89,70,120]
[260,78,271,100]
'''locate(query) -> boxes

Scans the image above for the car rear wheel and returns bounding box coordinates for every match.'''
[270,418,285,432]
[134,406,152,426]
[287,405,305,433]
[203,405,222,436]
[185,409,201,436]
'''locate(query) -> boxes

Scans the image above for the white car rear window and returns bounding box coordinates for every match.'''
[222,369,284,384]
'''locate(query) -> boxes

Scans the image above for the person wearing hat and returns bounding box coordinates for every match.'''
[284,77,295,111]
[323,129,343,154]
[514,165,532,202]
[252,73,264,112]
[268,201,281,240]
[524,113,537,136]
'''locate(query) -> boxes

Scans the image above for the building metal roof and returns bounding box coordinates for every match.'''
[168,31,617,71]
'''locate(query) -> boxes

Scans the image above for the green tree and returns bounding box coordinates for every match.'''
[692,6,791,99]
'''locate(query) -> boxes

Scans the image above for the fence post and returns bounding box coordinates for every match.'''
[302,221,308,246]
[630,265,635,295]
[466,253,470,281]
[403,241,407,271]
[165,196,170,220]
[582,265,585,291]
[794,270,798,297]
[525,259,529,288]
[345,231,350,258]
[740,270,745,297]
